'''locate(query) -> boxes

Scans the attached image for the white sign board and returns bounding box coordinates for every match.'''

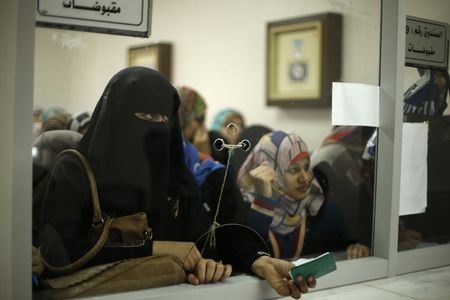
[36,0,152,37]
[405,15,449,70]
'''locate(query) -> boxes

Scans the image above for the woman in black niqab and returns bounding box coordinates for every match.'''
[78,66,198,240]
[39,67,200,269]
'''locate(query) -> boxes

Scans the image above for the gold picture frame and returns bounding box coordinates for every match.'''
[267,13,342,106]
[128,43,172,81]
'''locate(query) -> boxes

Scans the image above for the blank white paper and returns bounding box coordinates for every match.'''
[332,82,379,127]
[399,122,428,216]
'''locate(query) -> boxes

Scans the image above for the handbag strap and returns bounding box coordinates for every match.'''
[43,219,113,274]
[41,149,113,275]
[59,149,103,226]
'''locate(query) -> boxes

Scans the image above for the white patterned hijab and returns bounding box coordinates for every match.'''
[238,131,324,234]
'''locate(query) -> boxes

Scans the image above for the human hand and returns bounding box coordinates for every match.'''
[152,241,232,285]
[346,243,370,259]
[249,164,277,197]
[186,258,232,285]
[193,126,211,155]
[152,241,202,272]
[398,228,421,251]
[251,256,316,299]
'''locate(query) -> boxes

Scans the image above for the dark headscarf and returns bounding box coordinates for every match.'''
[78,67,198,239]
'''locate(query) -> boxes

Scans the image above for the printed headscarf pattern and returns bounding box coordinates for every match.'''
[364,69,449,161]
[238,131,324,235]
[211,108,243,131]
[321,126,376,157]
[183,140,224,186]
[177,86,207,129]
[404,69,449,118]
[238,131,308,193]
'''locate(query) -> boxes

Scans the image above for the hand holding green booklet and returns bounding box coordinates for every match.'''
[289,252,337,283]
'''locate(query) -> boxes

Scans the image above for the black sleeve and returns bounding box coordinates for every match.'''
[176,168,240,243]
[215,224,271,274]
[39,156,95,268]
[38,156,151,271]
[201,167,248,225]
[200,168,271,273]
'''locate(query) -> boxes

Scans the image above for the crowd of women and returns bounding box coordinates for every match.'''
[32,67,377,299]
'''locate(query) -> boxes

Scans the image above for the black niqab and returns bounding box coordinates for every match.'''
[78,67,197,239]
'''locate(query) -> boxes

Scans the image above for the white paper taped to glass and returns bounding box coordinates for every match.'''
[332,82,380,127]
[399,122,428,216]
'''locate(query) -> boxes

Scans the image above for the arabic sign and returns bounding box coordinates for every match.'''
[36,0,152,37]
[405,15,449,70]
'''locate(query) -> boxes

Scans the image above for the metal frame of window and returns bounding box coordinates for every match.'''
[392,0,450,277]
[2,0,449,299]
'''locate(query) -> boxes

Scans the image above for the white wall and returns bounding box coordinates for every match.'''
[34,0,381,149]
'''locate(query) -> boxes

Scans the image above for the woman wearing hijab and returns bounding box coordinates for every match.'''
[238,131,369,260]
[211,108,246,145]
[39,67,230,285]
[38,67,315,298]
[207,108,246,165]
[177,89,247,165]
[177,86,211,156]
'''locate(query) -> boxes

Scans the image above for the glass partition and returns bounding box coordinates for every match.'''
[32,0,382,298]
[398,0,450,253]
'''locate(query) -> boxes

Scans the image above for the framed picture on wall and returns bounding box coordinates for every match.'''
[266,13,342,107]
[128,43,172,81]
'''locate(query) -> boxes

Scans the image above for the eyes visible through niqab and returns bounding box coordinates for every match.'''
[134,112,169,123]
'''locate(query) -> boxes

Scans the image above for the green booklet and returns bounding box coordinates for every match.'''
[289,252,337,283]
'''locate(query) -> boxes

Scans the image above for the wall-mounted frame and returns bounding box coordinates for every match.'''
[267,13,342,106]
[128,43,172,81]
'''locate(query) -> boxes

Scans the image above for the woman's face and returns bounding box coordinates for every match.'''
[282,157,313,200]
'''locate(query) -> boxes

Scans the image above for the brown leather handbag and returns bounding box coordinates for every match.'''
[35,149,186,299]
[36,255,186,299]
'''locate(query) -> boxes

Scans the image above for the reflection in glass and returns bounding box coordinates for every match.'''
[311,126,375,259]
[32,0,382,297]
[399,67,450,251]
[400,0,449,250]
